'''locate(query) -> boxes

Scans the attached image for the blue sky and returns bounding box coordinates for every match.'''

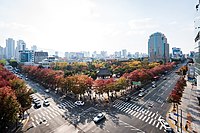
[0,0,198,56]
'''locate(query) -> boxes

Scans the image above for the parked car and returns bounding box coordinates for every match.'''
[43,100,50,106]
[139,88,145,92]
[163,77,167,80]
[45,89,50,93]
[35,102,41,108]
[138,92,145,97]
[152,84,156,88]
[93,113,105,123]
[74,101,84,106]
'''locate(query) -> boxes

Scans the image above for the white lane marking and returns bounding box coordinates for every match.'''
[151,113,155,118]
[133,112,138,117]
[32,122,36,127]
[148,112,152,117]
[31,117,34,121]
[156,122,160,128]
[154,114,159,119]
[145,110,149,115]
[139,114,144,119]
[41,112,45,116]
[46,115,51,120]
[159,125,163,130]
[34,115,38,119]
[131,111,136,115]
[152,120,156,126]
[145,117,150,122]
[161,103,164,107]
[36,120,39,125]
[49,113,54,118]
[142,116,147,121]
[136,112,141,118]
[149,119,153,124]
[38,114,41,118]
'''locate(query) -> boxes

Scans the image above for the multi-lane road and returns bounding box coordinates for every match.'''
[21,69,180,133]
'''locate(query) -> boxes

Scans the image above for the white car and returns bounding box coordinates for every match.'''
[158,118,172,132]
[45,89,50,93]
[43,100,50,106]
[74,101,84,106]
[93,113,105,123]
[152,84,156,88]
[138,92,145,97]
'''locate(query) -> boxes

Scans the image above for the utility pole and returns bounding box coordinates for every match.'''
[177,104,179,132]
[181,109,183,133]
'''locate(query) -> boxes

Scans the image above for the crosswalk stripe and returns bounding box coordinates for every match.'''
[148,111,152,117]
[31,117,34,121]
[34,115,38,119]
[142,115,147,121]
[52,112,57,116]
[136,112,141,118]
[139,114,144,119]
[44,111,48,114]
[133,112,138,117]
[131,111,136,115]
[36,120,39,125]
[129,110,134,114]
[49,113,54,118]
[55,111,60,115]
[151,113,155,118]
[158,116,162,120]
[41,112,45,116]
[125,109,131,113]
[137,107,141,112]
[156,121,160,128]
[145,117,150,122]
[38,114,42,118]
[47,109,51,113]
[32,122,36,127]
[46,115,51,120]
[149,119,153,124]
[135,106,139,110]
[145,110,149,115]
[159,125,163,130]
[152,120,156,126]
[154,114,159,119]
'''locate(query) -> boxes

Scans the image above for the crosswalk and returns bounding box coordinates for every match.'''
[113,100,164,130]
[58,100,77,109]
[31,106,65,128]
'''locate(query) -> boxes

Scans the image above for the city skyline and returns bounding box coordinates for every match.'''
[0,0,197,55]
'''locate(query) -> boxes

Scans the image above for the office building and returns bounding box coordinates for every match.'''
[16,40,26,61]
[19,50,34,65]
[0,46,4,59]
[5,38,15,59]
[122,49,127,58]
[34,51,48,63]
[31,45,37,51]
[148,32,169,63]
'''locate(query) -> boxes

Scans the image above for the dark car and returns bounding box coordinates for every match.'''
[35,102,41,108]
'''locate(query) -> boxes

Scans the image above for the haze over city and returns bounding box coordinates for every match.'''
[0,0,197,56]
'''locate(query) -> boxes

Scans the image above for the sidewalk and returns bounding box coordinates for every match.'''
[167,77,200,133]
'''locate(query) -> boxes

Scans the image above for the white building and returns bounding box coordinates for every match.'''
[16,40,26,61]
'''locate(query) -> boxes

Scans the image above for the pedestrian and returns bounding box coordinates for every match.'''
[185,124,188,131]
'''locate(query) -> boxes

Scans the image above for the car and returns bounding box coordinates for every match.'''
[138,92,145,97]
[74,101,84,106]
[152,84,156,88]
[139,88,145,92]
[93,113,105,123]
[33,98,40,103]
[25,77,28,80]
[124,97,131,102]
[35,102,41,108]
[132,97,139,101]
[43,100,50,106]
[163,77,167,80]
[158,118,172,132]
[45,89,50,93]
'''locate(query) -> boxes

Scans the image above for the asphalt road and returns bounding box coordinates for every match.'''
[19,67,181,133]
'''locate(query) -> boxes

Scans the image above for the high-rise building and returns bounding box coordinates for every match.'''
[16,40,26,61]
[0,46,4,59]
[148,32,169,63]
[122,49,127,58]
[5,38,15,59]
